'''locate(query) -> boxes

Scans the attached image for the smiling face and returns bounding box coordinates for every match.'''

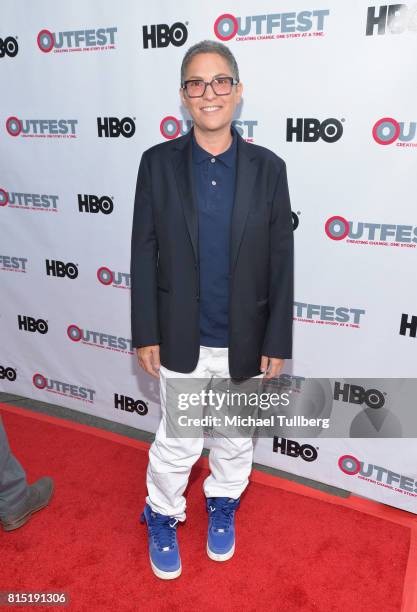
[179,52,243,134]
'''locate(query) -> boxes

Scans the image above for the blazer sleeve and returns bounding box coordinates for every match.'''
[130,151,160,348]
[261,161,294,359]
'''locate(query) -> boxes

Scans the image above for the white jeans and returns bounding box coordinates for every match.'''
[146,345,261,521]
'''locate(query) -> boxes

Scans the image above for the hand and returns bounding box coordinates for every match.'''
[136,345,160,378]
[260,355,284,379]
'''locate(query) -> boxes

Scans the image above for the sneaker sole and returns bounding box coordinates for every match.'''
[150,557,182,580]
[1,482,55,532]
[206,541,235,562]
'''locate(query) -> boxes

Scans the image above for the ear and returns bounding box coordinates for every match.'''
[236,81,243,103]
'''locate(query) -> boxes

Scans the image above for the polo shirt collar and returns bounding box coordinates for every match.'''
[191,124,237,167]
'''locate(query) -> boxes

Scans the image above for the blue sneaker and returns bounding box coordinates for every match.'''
[140,503,181,579]
[206,497,240,561]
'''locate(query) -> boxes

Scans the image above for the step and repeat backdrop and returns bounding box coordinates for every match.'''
[1,1,417,512]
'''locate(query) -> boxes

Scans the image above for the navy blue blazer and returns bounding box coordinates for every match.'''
[130,124,294,378]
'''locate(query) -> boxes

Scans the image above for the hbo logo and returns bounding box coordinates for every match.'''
[334,382,385,409]
[366,4,417,35]
[287,118,344,143]
[97,117,135,138]
[17,316,48,334]
[273,437,318,462]
[46,260,78,279]
[0,366,17,381]
[142,22,188,49]
[78,194,113,214]
[0,37,18,58]
[115,394,148,415]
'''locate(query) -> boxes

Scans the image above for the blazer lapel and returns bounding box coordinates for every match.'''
[229,130,257,277]
[173,129,199,263]
[172,125,258,275]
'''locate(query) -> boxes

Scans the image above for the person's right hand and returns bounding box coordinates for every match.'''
[136,345,160,378]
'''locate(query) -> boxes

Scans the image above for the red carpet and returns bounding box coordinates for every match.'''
[1,403,416,612]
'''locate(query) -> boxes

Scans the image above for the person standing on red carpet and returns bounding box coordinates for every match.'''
[130,39,294,579]
[0,416,54,532]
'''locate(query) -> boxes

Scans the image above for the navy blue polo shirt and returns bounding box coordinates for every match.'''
[191,125,237,347]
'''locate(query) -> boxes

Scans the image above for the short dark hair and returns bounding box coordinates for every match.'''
[180,39,240,85]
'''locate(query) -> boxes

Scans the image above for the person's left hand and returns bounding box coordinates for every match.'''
[260,356,285,379]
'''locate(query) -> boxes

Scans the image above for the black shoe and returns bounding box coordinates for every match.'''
[0,477,54,532]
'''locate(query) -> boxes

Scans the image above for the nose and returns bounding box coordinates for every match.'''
[203,82,217,100]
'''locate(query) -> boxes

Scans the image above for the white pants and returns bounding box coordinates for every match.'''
[146,345,260,521]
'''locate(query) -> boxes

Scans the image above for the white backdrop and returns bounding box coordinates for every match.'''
[1,0,417,512]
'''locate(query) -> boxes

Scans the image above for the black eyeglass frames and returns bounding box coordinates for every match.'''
[181,76,239,98]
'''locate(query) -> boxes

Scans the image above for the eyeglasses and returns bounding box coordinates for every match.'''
[181,76,239,98]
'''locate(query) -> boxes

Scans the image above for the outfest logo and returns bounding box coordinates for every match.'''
[37,27,117,53]
[0,188,59,211]
[0,255,28,273]
[5,116,78,138]
[213,10,329,41]
[67,324,133,353]
[97,266,131,289]
[338,454,417,497]
[160,116,258,142]
[33,372,96,402]
[372,117,417,147]
[293,302,365,328]
[325,215,417,248]
[160,116,193,139]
